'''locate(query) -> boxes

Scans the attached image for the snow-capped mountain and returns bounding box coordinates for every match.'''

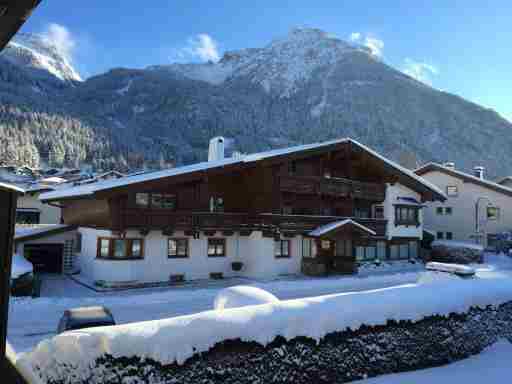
[1,33,81,83]
[1,28,512,178]
[151,28,372,97]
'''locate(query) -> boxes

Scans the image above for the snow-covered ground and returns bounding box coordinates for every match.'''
[8,253,512,354]
[355,340,512,384]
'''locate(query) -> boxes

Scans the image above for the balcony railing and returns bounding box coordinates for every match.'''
[280,175,385,201]
[120,211,387,237]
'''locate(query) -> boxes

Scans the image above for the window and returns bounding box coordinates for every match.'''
[209,196,225,212]
[99,238,110,258]
[208,238,226,257]
[355,242,377,261]
[136,193,149,207]
[446,232,453,240]
[275,240,291,258]
[282,206,293,215]
[152,193,176,209]
[445,207,453,215]
[395,206,419,226]
[335,239,352,257]
[436,207,444,215]
[377,241,387,259]
[409,241,418,259]
[97,238,144,259]
[487,206,500,221]
[168,238,189,258]
[302,238,313,258]
[16,209,40,224]
[288,161,297,175]
[389,245,399,260]
[355,207,370,219]
[437,232,444,240]
[446,186,458,197]
[374,205,384,219]
[321,240,332,250]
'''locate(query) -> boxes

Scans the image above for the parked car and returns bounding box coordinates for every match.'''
[57,306,116,334]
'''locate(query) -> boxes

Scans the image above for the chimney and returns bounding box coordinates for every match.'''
[208,137,225,162]
[473,166,485,180]
[443,162,455,170]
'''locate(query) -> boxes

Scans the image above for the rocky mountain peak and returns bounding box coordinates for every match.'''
[1,32,82,83]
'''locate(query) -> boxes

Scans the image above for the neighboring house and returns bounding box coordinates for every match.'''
[415,162,512,248]
[14,225,78,274]
[40,138,445,287]
[16,186,62,224]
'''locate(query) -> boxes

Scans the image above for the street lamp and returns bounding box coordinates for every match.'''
[474,197,493,245]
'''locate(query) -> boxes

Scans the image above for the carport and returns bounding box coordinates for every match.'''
[23,244,63,274]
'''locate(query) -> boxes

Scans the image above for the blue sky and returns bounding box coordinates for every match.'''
[21,0,512,121]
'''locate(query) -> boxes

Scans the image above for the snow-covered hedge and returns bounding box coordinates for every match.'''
[20,277,512,383]
[213,286,279,310]
[431,240,484,264]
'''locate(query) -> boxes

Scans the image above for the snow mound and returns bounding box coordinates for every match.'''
[213,286,279,310]
[426,262,476,276]
[11,254,33,279]
[432,240,484,251]
[20,277,512,379]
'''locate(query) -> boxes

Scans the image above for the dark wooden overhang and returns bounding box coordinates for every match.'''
[0,0,41,51]
[42,139,446,203]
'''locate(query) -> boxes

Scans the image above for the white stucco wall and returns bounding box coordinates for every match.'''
[384,183,423,240]
[420,171,512,246]
[17,194,61,224]
[78,228,304,284]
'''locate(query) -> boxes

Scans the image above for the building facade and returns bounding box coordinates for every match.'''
[40,139,445,287]
[416,163,512,248]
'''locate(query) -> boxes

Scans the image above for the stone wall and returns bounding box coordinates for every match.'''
[41,302,512,384]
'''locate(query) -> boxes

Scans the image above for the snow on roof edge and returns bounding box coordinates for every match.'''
[416,162,512,197]
[308,218,376,237]
[40,138,445,201]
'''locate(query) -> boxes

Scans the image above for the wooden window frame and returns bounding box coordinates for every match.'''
[394,205,420,226]
[168,238,189,258]
[275,239,291,259]
[135,192,150,208]
[446,185,458,197]
[135,192,177,210]
[96,237,144,260]
[208,238,226,257]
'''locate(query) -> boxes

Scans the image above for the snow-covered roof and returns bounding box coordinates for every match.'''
[394,196,425,207]
[40,176,66,184]
[15,224,75,242]
[0,182,24,193]
[416,162,512,198]
[308,219,377,237]
[40,138,446,201]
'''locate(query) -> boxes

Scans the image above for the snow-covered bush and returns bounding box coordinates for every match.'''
[213,285,279,310]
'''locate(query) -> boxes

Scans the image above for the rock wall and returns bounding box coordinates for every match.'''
[41,302,512,384]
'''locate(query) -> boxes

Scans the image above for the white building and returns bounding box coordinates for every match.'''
[40,138,445,287]
[415,162,512,248]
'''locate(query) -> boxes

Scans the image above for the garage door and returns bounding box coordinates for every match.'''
[24,244,63,274]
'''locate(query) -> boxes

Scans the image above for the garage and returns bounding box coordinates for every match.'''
[14,224,78,275]
[23,244,63,274]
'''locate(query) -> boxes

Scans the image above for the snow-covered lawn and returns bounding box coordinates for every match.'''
[355,340,512,384]
[8,253,512,354]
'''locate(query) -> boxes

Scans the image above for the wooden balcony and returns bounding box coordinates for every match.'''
[280,175,385,201]
[120,211,387,237]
